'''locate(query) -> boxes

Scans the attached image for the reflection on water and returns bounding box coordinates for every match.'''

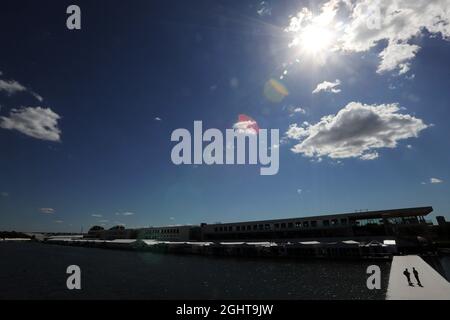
[0,242,390,300]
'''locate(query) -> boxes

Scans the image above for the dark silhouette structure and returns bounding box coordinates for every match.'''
[403,268,413,286]
[413,267,423,287]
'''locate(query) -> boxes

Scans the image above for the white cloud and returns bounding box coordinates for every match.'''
[257,1,272,17]
[286,105,307,116]
[0,107,61,142]
[286,102,428,160]
[430,177,443,184]
[297,188,303,195]
[54,220,63,224]
[293,107,306,114]
[360,151,379,160]
[0,79,27,95]
[40,208,55,214]
[312,79,341,94]
[31,92,44,102]
[154,117,162,121]
[286,0,450,75]
[1,192,9,197]
[286,123,309,140]
[0,78,43,101]
[116,212,135,216]
[92,214,103,218]
[377,42,421,75]
[233,120,259,135]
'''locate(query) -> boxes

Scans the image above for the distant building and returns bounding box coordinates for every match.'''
[136,226,201,242]
[84,207,435,246]
[200,207,433,244]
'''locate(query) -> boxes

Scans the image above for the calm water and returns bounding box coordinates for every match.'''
[0,242,390,300]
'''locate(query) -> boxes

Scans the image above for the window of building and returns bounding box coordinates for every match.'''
[247,225,251,231]
[275,223,280,228]
[253,225,257,230]
[258,224,263,230]
[340,218,347,225]
[303,221,309,227]
[265,224,270,230]
[311,221,317,227]
[323,220,330,227]
[295,222,302,228]
[281,223,286,229]
[331,219,338,226]
[237,226,240,231]
[288,222,293,228]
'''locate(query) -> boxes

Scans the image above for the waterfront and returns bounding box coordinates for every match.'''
[0,242,390,300]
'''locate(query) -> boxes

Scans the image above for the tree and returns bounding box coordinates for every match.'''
[88,225,104,232]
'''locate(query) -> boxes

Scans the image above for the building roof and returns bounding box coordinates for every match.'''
[205,206,433,227]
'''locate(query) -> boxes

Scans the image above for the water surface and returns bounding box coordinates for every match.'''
[0,242,390,300]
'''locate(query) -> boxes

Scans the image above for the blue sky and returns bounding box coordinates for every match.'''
[0,0,449,232]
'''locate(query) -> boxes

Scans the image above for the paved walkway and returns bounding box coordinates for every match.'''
[386,255,450,300]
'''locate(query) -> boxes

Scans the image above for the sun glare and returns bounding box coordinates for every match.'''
[299,25,334,54]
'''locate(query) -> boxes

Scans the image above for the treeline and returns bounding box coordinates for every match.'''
[0,231,33,239]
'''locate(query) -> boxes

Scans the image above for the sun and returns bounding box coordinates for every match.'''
[299,25,334,54]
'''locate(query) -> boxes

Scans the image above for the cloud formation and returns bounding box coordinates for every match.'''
[0,107,61,142]
[286,0,450,75]
[430,177,443,184]
[286,102,428,160]
[312,80,341,94]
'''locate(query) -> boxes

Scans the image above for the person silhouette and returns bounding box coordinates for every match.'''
[403,268,413,286]
[412,267,423,287]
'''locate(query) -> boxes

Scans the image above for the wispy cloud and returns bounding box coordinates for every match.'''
[91,214,103,218]
[286,105,306,116]
[0,79,27,95]
[1,192,9,197]
[312,80,341,94]
[257,1,272,17]
[40,208,55,214]
[115,212,135,216]
[0,76,43,102]
[154,117,162,121]
[0,107,61,141]
[430,178,443,184]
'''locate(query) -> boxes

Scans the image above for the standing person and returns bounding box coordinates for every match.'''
[403,268,413,286]
[412,267,422,287]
